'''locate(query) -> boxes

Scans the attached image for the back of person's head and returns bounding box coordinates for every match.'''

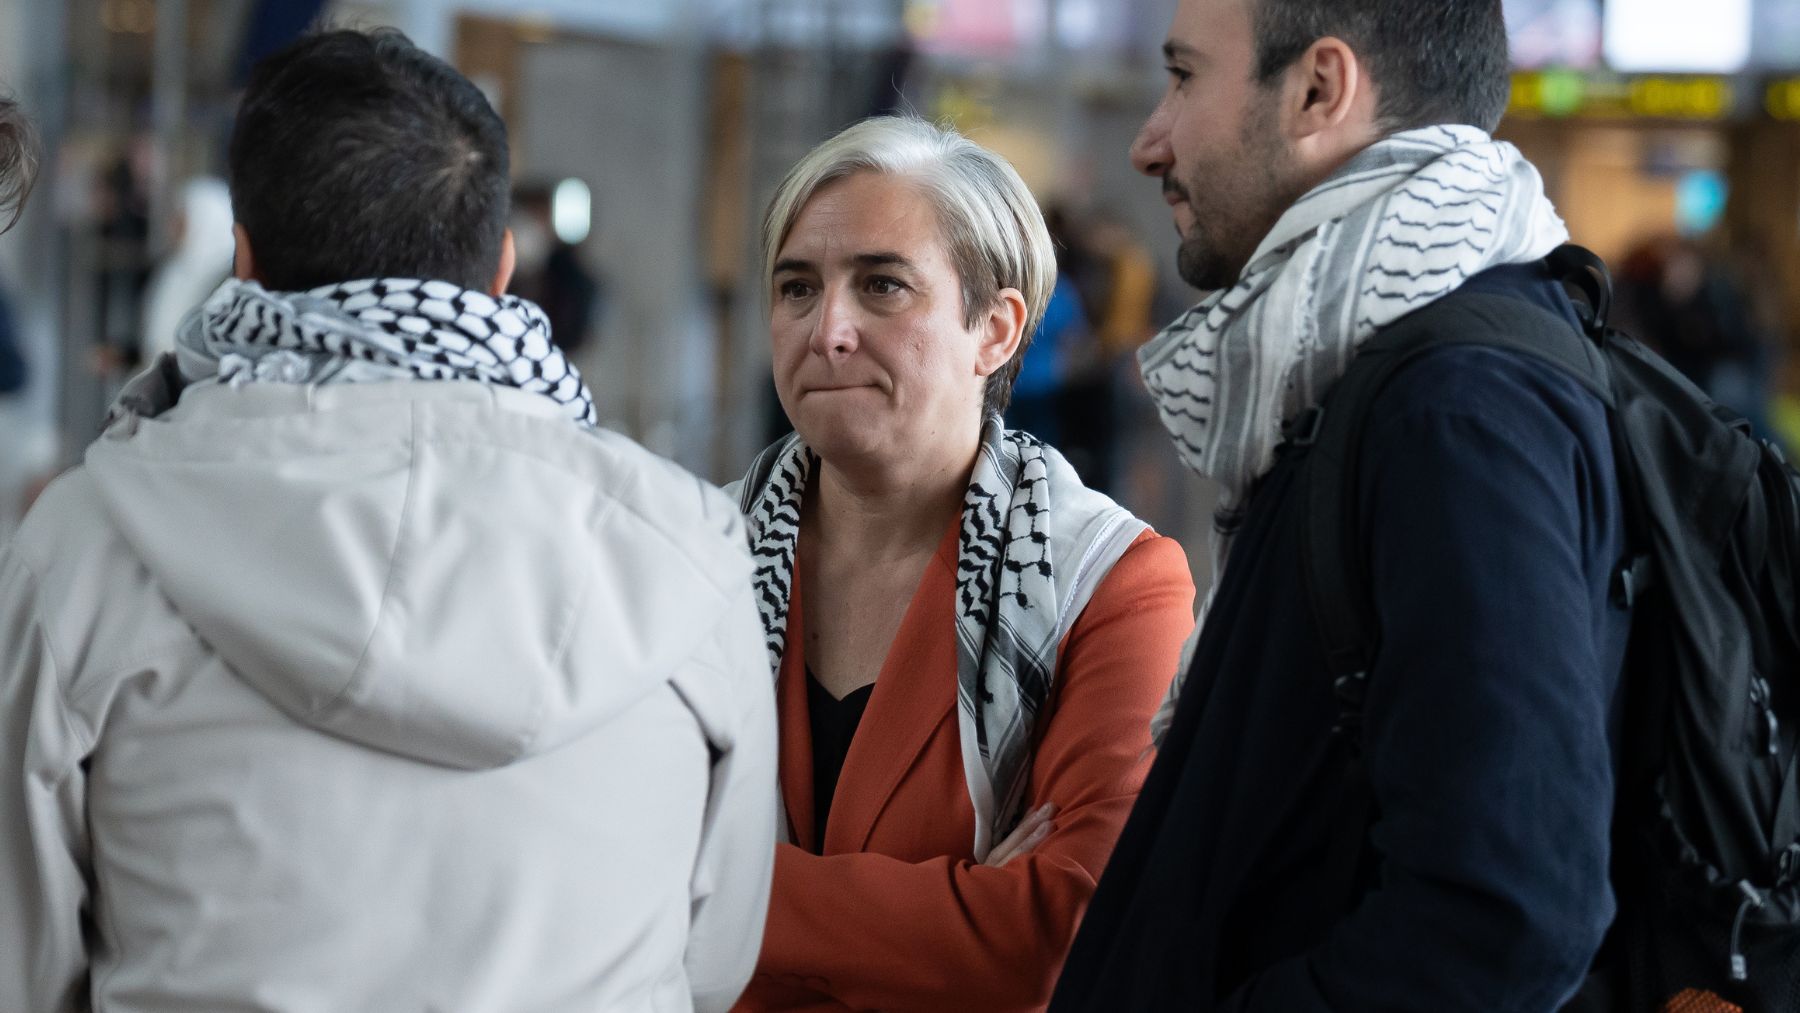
[1252,0,1510,134]
[228,28,509,292]
[762,116,1056,418]
[0,94,37,235]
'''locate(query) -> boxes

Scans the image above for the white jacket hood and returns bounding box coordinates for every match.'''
[82,377,750,771]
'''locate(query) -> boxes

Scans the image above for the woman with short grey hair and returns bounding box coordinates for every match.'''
[0,94,35,235]
[730,116,1195,1011]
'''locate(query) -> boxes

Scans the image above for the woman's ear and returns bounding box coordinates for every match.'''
[974,287,1029,380]
[232,223,257,281]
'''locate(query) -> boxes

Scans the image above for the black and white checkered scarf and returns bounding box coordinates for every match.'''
[171,277,596,425]
[1140,125,1569,740]
[733,417,1145,858]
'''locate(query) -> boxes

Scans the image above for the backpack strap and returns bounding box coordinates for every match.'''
[1547,244,1614,337]
[1302,271,1618,915]
[1296,288,1612,683]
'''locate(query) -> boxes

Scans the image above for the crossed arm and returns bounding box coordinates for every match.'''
[745,535,1195,1013]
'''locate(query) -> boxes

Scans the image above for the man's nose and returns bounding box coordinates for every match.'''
[1131,103,1173,179]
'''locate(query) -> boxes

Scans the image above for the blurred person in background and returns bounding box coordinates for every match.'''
[727,116,1196,1013]
[1086,212,1179,518]
[1004,207,1091,449]
[0,28,775,1012]
[1023,207,1164,496]
[138,176,236,364]
[87,140,155,384]
[508,181,603,359]
[1053,0,1630,1009]
[1616,234,1774,440]
[1038,205,1116,491]
[1086,214,1161,358]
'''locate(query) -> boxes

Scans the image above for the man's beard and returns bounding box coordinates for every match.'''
[1175,224,1245,292]
[1170,96,1296,292]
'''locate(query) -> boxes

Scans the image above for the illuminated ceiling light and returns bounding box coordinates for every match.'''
[552,178,591,246]
[1604,0,1751,74]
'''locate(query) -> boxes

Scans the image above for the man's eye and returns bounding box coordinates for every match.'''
[866,276,904,296]
[1166,66,1192,86]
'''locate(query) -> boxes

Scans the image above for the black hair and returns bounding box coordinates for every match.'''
[228,28,510,291]
[0,95,38,235]
[1252,0,1511,134]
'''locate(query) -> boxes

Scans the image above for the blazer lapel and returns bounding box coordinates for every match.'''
[822,518,962,856]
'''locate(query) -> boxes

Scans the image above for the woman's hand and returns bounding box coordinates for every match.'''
[983,803,1057,867]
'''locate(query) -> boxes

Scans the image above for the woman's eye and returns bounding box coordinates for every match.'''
[778,280,813,300]
[1166,66,1191,87]
[866,276,904,296]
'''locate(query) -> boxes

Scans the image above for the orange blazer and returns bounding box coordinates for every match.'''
[734,522,1196,1013]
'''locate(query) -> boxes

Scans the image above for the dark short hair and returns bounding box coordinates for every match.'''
[228,29,510,291]
[1252,0,1511,134]
[0,95,37,235]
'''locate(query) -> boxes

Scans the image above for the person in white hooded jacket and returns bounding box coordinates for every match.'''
[0,29,777,1012]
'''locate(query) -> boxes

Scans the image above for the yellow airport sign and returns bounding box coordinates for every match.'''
[1510,72,1735,121]
[1769,79,1800,121]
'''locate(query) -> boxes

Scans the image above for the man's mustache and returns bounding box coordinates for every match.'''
[1162,176,1190,204]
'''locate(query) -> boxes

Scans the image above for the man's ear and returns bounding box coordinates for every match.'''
[1284,36,1380,156]
[973,287,1029,380]
[232,222,257,281]
[491,228,516,297]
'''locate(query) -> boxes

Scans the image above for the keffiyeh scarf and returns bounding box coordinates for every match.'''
[168,277,596,425]
[1141,125,1570,740]
[734,418,1146,858]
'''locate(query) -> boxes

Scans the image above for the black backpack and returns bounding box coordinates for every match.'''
[1291,246,1800,1011]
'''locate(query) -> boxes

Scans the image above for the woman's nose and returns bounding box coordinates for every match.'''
[809,286,859,358]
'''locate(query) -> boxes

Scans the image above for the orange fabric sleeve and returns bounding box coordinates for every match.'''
[746,533,1195,1013]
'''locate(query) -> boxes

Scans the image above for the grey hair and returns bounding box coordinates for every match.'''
[0,95,37,235]
[762,116,1057,418]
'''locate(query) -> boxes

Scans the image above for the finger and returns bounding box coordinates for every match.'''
[1002,816,1057,864]
[1004,807,1051,845]
[1001,805,1052,846]
[1018,802,1056,832]
[987,804,1059,866]
[986,812,1044,867]
[994,820,1055,868]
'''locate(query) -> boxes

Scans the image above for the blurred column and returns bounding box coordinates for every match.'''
[148,0,186,255]
[1724,120,1800,357]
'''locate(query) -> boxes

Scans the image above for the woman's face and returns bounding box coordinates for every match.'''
[770,171,1004,472]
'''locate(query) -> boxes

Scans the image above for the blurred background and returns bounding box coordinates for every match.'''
[1,0,1798,596]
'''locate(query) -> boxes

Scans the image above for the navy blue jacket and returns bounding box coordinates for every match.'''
[1050,264,1632,1011]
